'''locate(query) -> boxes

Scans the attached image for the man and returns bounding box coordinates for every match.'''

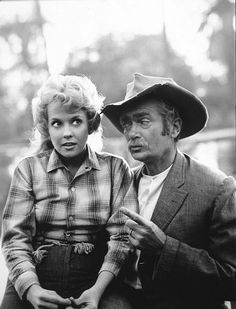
[102,73,236,309]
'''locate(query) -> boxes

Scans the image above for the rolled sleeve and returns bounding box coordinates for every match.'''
[99,158,138,276]
[1,159,37,298]
[15,270,40,299]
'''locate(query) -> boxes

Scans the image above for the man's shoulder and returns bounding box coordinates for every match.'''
[180,152,231,195]
[183,152,226,180]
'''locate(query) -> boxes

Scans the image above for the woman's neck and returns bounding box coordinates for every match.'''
[59,148,87,174]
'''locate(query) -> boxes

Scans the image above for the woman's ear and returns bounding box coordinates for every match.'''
[88,113,101,134]
[88,125,94,135]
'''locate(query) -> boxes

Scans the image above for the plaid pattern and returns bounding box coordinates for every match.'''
[2,145,138,298]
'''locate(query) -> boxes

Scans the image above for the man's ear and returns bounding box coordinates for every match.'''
[171,118,182,138]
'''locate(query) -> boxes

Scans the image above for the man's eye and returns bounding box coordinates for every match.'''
[139,119,150,128]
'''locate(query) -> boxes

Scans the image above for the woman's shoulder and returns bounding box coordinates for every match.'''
[95,150,129,167]
[16,149,52,168]
[96,150,124,161]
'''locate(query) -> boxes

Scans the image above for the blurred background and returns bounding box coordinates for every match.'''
[0,0,235,303]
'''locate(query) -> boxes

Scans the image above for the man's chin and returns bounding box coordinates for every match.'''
[130,151,146,162]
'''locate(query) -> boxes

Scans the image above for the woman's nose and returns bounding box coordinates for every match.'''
[63,124,72,138]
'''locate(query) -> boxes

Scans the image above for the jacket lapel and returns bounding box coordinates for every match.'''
[150,151,188,231]
[132,164,144,192]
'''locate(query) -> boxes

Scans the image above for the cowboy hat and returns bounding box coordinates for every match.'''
[102,73,208,139]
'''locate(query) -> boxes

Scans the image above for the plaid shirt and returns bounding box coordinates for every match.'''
[2,145,138,298]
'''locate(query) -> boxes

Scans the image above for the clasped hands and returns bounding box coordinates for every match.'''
[26,207,166,309]
[66,288,99,309]
[27,284,99,309]
[120,207,166,254]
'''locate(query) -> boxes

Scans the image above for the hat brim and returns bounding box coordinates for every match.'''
[102,83,208,139]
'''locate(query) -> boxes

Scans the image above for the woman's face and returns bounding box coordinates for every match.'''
[48,101,89,159]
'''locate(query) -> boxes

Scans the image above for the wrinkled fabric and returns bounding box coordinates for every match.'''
[1,145,138,298]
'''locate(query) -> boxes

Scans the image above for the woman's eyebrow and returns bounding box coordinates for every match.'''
[49,117,60,121]
[71,114,84,119]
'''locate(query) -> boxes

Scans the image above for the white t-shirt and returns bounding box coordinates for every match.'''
[126,165,172,289]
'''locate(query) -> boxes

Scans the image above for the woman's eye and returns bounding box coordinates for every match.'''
[73,119,82,125]
[51,121,61,128]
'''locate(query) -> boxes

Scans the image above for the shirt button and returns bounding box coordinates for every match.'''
[69,215,74,221]
[71,187,75,192]
[64,231,71,238]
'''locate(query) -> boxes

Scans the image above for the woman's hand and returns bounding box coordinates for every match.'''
[66,288,99,309]
[65,271,114,309]
[26,284,71,309]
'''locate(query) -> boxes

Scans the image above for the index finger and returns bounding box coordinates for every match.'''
[120,207,146,225]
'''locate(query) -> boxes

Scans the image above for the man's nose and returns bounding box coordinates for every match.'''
[126,123,140,139]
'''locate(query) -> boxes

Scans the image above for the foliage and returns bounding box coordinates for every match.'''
[0,0,49,222]
[198,0,235,129]
[0,0,48,143]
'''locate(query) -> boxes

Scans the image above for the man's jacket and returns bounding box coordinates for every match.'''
[133,151,236,309]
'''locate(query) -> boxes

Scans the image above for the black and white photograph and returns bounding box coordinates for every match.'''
[0,0,235,308]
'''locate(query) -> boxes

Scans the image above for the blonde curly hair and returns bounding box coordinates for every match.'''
[31,74,104,153]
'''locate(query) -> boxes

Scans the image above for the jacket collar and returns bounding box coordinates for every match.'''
[133,150,185,185]
[151,150,187,230]
[134,150,188,231]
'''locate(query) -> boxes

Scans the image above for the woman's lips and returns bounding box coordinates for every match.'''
[62,142,76,149]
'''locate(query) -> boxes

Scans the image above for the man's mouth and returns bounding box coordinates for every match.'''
[129,145,143,152]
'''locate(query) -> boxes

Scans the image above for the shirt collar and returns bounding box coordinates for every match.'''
[141,164,172,179]
[85,144,101,171]
[141,164,173,179]
[47,149,65,172]
[47,145,101,173]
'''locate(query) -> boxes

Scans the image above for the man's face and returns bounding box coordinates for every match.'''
[120,99,178,168]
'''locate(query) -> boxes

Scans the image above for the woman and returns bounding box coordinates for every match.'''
[1,74,137,309]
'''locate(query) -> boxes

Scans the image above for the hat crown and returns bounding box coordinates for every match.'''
[125,73,176,100]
